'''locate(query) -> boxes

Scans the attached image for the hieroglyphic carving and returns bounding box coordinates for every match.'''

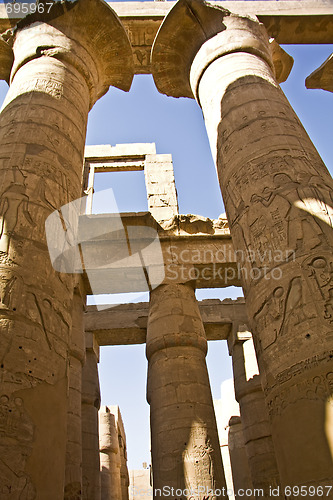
[267,371,333,417]
[254,275,314,351]
[0,167,35,254]
[0,394,35,498]
[303,254,333,326]
[125,20,159,73]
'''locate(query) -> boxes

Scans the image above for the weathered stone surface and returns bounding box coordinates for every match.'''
[2,1,332,74]
[306,52,333,92]
[99,405,129,500]
[228,416,254,499]
[78,212,240,294]
[152,0,333,490]
[85,297,247,345]
[151,0,294,98]
[269,38,294,84]
[229,327,282,498]
[129,468,152,500]
[65,285,86,500]
[146,283,227,497]
[0,35,13,82]
[82,332,101,500]
[0,1,133,495]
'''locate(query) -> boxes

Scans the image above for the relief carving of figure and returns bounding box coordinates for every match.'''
[0,395,36,499]
[305,256,333,325]
[251,173,325,252]
[0,168,35,255]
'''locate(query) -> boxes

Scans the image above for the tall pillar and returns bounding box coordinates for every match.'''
[152,0,333,491]
[227,416,254,500]
[0,0,133,496]
[146,283,227,498]
[228,325,281,498]
[65,284,86,499]
[99,406,122,500]
[82,332,101,500]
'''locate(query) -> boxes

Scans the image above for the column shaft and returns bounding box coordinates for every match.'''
[194,37,333,488]
[0,40,89,500]
[82,334,101,500]
[231,335,281,498]
[65,286,86,499]
[146,283,227,499]
[0,0,133,495]
[99,406,122,500]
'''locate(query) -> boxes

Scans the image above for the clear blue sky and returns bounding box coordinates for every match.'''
[0,21,332,470]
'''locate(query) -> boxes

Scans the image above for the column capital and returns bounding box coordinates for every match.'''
[151,0,292,100]
[0,36,13,82]
[306,52,333,92]
[8,0,134,106]
[227,322,252,355]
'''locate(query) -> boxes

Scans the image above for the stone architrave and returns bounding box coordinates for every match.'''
[0,0,133,496]
[65,285,86,500]
[152,0,333,491]
[82,332,101,500]
[146,283,227,498]
[228,326,282,498]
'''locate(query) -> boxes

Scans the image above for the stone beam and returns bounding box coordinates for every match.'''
[78,212,241,294]
[84,297,247,345]
[1,1,332,75]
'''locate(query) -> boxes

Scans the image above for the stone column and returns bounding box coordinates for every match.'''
[65,284,86,499]
[99,406,122,500]
[0,0,133,496]
[229,325,281,498]
[152,0,333,491]
[146,283,227,498]
[82,332,101,500]
[227,416,254,500]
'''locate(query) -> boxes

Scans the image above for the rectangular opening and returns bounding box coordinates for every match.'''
[92,170,148,214]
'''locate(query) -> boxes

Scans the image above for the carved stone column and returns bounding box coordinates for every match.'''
[99,406,122,500]
[228,325,281,498]
[152,0,333,491]
[146,283,227,498]
[65,284,86,499]
[0,0,133,497]
[82,332,101,500]
[227,416,254,500]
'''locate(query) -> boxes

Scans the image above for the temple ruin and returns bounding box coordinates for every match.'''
[0,0,332,498]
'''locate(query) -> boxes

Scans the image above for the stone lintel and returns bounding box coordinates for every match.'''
[85,297,247,345]
[78,212,240,294]
[305,52,333,92]
[1,2,332,75]
[83,144,178,221]
[85,143,156,161]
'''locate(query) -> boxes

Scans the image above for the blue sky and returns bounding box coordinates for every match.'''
[0,29,332,469]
